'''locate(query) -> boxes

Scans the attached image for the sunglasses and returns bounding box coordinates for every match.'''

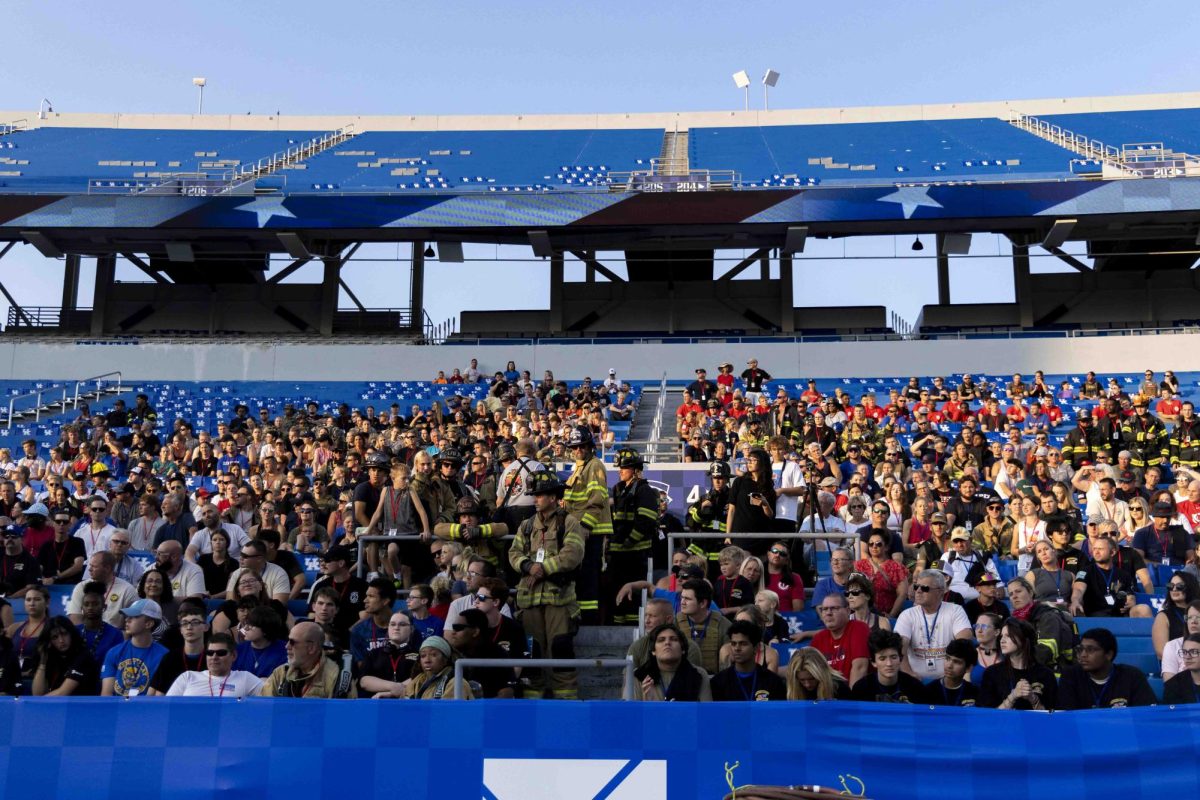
[845,589,866,597]
[205,649,230,657]
[90,507,106,513]
[474,594,493,603]
[1168,583,1187,591]
[913,584,937,593]
[53,518,70,524]
[867,541,885,548]
[769,548,789,556]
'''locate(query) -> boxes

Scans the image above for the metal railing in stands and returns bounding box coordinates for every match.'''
[5,384,69,427]
[4,372,121,427]
[453,656,636,700]
[73,371,122,409]
[645,372,668,463]
[665,531,855,576]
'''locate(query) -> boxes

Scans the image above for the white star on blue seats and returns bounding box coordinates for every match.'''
[234,196,297,227]
[876,185,943,219]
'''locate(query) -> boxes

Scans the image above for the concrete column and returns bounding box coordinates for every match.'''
[410,241,425,330]
[1012,238,1033,328]
[62,254,80,313]
[90,255,115,335]
[549,251,564,333]
[319,256,340,337]
[779,250,794,333]
[935,233,950,305]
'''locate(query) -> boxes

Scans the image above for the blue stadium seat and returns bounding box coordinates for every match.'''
[1077,617,1153,637]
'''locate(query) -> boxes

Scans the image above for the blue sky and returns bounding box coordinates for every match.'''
[1,0,1197,331]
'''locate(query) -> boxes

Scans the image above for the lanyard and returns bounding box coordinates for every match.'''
[686,614,712,643]
[1100,564,1116,591]
[735,670,759,701]
[921,605,943,650]
[208,673,231,697]
[387,487,403,523]
[1088,673,1113,708]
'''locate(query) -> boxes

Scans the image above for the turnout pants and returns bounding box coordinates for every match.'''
[520,604,579,699]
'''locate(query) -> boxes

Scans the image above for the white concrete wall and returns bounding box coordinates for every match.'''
[5,90,1199,133]
[0,332,1197,383]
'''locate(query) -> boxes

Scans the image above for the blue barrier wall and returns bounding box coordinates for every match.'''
[5,698,1200,800]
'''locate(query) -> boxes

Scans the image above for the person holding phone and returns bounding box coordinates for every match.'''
[725,448,776,558]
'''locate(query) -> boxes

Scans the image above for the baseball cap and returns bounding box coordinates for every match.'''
[1118,470,1136,483]
[1086,513,1104,525]
[974,574,1000,586]
[1,526,21,538]
[321,545,354,563]
[930,512,948,523]
[452,609,489,632]
[1152,502,1175,518]
[679,564,706,581]
[949,528,970,542]
[120,598,163,621]
[819,477,839,488]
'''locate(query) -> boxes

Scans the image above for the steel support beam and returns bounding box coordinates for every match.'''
[62,254,80,313]
[266,256,311,285]
[935,233,950,304]
[410,241,425,329]
[1044,245,1092,273]
[779,250,794,334]
[91,255,116,335]
[568,250,624,283]
[339,278,366,312]
[549,251,564,333]
[1011,237,1033,328]
[121,252,170,284]
[717,248,769,282]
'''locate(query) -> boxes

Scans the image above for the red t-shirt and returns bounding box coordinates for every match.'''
[676,402,701,419]
[800,389,822,405]
[716,374,735,390]
[811,619,871,682]
[1158,399,1182,418]
[766,570,805,611]
[1005,406,1026,423]
[1178,500,1200,530]
[863,405,885,423]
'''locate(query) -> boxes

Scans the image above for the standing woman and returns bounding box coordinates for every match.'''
[6,584,50,685]
[853,531,908,619]
[31,617,99,696]
[977,618,1058,710]
[725,448,776,558]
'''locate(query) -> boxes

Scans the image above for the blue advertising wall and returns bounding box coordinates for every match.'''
[5,698,1200,800]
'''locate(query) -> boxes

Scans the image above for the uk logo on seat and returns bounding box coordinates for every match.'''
[481,758,667,800]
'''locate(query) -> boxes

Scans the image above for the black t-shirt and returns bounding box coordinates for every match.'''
[944,496,986,528]
[488,616,528,659]
[713,575,753,610]
[44,649,100,695]
[1161,671,1200,705]
[920,678,980,707]
[848,672,926,703]
[977,662,1058,709]
[1056,664,1156,709]
[739,369,772,393]
[962,597,1011,626]
[358,640,421,689]
[1074,560,1138,616]
[308,575,368,634]
[150,647,206,694]
[37,537,87,584]
[857,524,905,559]
[461,639,516,698]
[352,481,383,525]
[728,475,776,535]
[0,551,41,595]
[196,554,240,596]
[710,665,787,701]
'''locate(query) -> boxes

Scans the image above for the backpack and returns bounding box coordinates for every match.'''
[1029,603,1079,674]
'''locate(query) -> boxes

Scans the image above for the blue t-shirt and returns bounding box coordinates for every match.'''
[412,615,443,642]
[78,623,125,665]
[217,454,250,475]
[233,639,288,678]
[811,577,846,608]
[651,588,720,614]
[101,640,168,696]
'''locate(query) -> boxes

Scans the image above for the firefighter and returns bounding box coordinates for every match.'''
[1121,396,1169,472]
[428,447,468,523]
[688,460,732,579]
[1171,401,1200,470]
[434,496,509,570]
[508,471,585,699]
[609,447,658,625]
[562,426,612,624]
[1061,409,1105,469]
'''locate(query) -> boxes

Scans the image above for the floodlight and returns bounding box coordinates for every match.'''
[911,236,924,252]
[732,70,751,89]
[193,78,207,114]
[762,69,780,110]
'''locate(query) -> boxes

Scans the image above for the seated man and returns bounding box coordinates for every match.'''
[358,611,422,698]
[938,528,1001,602]
[849,629,925,703]
[448,608,516,699]
[1132,502,1195,565]
[1068,536,1153,619]
[165,632,263,698]
[674,579,731,676]
[810,592,869,686]
[710,621,786,701]
[1056,628,1156,709]
[920,638,979,707]
[628,598,703,669]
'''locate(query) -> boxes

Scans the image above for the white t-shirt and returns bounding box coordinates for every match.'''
[1014,519,1046,553]
[75,523,117,560]
[166,669,263,698]
[894,602,972,680]
[497,457,547,509]
[1162,635,1187,677]
[225,563,292,599]
[937,551,1001,602]
[771,460,807,521]
[168,560,209,598]
[189,523,252,559]
[444,592,513,631]
[66,577,139,625]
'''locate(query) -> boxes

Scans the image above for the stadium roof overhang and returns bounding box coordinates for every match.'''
[1,177,1199,259]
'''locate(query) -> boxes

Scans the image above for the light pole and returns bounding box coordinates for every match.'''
[732,71,750,112]
[38,98,53,120]
[192,77,207,114]
[762,69,780,110]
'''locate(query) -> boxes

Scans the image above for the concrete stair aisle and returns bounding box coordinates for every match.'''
[574,625,638,699]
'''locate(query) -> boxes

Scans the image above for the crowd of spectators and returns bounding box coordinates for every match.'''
[0,361,1195,707]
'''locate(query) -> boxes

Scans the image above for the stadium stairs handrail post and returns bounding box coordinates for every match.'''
[453,655,635,700]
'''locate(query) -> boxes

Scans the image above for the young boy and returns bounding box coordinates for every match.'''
[713,545,754,614]
[921,638,979,707]
[849,629,925,703]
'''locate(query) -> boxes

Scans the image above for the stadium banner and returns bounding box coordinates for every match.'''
[4,698,1198,799]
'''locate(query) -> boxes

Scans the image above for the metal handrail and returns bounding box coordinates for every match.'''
[72,371,123,410]
[645,372,669,463]
[0,119,28,136]
[666,531,856,571]
[5,384,68,427]
[453,655,635,700]
[352,532,517,578]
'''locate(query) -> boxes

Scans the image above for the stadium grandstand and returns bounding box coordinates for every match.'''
[3,90,1200,799]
